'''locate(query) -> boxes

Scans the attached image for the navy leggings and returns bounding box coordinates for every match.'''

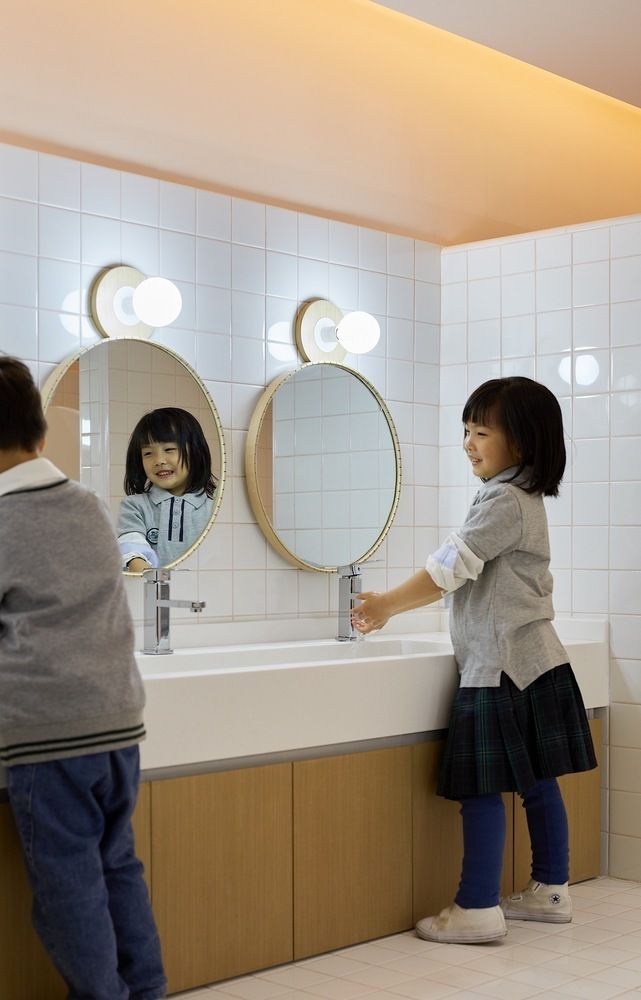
[454,778,569,909]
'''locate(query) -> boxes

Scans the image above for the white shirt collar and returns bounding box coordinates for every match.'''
[0,457,67,498]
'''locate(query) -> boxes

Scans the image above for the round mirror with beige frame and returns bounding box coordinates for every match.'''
[245,362,401,571]
[41,338,225,573]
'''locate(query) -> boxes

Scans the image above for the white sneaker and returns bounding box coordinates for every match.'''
[415,902,507,943]
[501,879,572,923]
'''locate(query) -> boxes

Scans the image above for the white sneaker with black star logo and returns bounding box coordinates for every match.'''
[501,879,572,923]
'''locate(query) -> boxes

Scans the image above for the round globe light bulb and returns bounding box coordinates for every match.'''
[132,277,182,328]
[335,311,380,354]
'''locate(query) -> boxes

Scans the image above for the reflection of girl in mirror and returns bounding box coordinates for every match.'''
[117,407,216,572]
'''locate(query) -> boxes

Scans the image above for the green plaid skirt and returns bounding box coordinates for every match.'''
[437,663,597,800]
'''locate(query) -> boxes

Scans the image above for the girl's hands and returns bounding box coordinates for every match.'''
[351,591,391,634]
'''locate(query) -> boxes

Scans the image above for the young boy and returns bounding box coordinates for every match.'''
[0,357,166,1000]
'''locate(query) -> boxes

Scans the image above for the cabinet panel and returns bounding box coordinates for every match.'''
[514,718,602,888]
[412,741,514,922]
[294,747,412,958]
[0,788,150,1000]
[151,764,293,993]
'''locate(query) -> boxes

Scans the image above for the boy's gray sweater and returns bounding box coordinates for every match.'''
[0,458,145,766]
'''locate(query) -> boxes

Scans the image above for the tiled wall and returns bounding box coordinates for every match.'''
[0,141,441,624]
[441,217,641,877]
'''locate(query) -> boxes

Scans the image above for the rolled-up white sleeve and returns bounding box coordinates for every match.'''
[426,533,484,594]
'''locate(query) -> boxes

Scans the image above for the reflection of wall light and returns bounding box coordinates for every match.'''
[90,265,182,340]
[575,354,599,386]
[557,354,600,388]
[295,298,380,364]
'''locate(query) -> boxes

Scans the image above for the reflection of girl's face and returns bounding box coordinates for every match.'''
[142,441,189,496]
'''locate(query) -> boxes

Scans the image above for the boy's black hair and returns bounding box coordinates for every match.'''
[0,356,48,451]
[462,377,566,497]
[124,407,216,498]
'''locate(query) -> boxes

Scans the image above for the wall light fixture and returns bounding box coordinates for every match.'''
[294,298,380,363]
[90,266,182,340]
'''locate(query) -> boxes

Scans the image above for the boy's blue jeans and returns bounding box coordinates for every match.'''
[455,778,570,909]
[6,745,167,1000]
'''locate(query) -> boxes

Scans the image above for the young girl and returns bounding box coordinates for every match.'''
[352,376,596,945]
[117,407,217,572]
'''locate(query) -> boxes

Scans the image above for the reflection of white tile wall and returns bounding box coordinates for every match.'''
[0,141,440,623]
[272,368,395,566]
[442,216,641,876]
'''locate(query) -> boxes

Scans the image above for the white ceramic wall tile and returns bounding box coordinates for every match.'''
[611,437,641,481]
[610,526,641,570]
[121,222,159,275]
[611,483,641,525]
[610,616,641,660]
[196,285,231,335]
[574,349,610,395]
[80,164,120,217]
[298,213,329,261]
[160,229,195,283]
[266,206,297,255]
[440,323,466,365]
[196,190,231,241]
[611,299,641,347]
[468,245,500,280]
[573,569,609,613]
[536,233,571,269]
[572,482,608,524]
[573,394,609,438]
[329,263,358,311]
[611,220,641,258]
[468,277,500,321]
[0,304,37,358]
[160,181,195,233]
[0,197,37,255]
[387,275,413,320]
[415,281,439,324]
[610,571,641,614]
[81,214,120,267]
[500,239,534,275]
[573,226,609,263]
[574,304,609,350]
[121,172,159,227]
[0,143,37,201]
[573,260,610,307]
[414,321,439,364]
[501,271,535,317]
[537,266,572,312]
[232,290,265,340]
[502,314,535,357]
[415,241,440,283]
[441,282,467,324]
[468,319,500,362]
[572,438,610,482]
[298,257,329,301]
[387,317,413,361]
[358,227,386,272]
[232,198,265,248]
[612,346,641,392]
[611,390,641,436]
[39,206,80,262]
[611,255,641,302]
[38,258,79,313]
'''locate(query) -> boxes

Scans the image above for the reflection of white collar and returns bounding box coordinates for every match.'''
[0,457,67,498]
[148,484,209,509]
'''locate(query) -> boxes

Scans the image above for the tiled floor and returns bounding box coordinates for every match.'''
[176,879,641,1000]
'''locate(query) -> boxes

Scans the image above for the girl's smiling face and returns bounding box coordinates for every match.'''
[464,420,519,480]
[142,441,189,496]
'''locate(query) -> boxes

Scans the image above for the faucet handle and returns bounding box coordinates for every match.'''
[338,563,362,577]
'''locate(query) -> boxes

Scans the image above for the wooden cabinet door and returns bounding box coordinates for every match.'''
[514,718,602,888]
[412,741,514,922]
[151,763,293,993]
[293,746,413,959]
[0,785,150,1000]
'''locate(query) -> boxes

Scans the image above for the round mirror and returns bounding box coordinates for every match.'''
[245,362,401,571]
[41,339,225,573]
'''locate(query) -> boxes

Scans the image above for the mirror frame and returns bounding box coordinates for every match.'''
[41,338,227,573]
[245,361,402,572]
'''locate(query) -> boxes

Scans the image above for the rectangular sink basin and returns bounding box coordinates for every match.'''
[136,636,454,676]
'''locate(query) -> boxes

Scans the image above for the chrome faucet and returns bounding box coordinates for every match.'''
[142,568,206,655]
[337,563,363,642]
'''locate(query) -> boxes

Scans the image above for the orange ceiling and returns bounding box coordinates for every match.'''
[1,0,640,244]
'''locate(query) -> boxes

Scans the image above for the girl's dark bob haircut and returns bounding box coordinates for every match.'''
[462,377,566,497]
[124,407,216,498]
